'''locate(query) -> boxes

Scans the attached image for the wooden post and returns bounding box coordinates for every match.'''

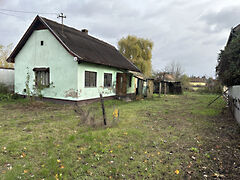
[159,82,161,97]
[100,93,107,125]
[164,82,167,95]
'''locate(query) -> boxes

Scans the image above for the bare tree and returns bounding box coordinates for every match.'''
[164,61,184,81]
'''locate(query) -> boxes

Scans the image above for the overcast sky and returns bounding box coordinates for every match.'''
[0,0,239,77]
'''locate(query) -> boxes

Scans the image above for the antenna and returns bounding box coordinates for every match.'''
[57,13,66,33]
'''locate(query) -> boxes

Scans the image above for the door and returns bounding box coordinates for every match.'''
[116,73,127,96]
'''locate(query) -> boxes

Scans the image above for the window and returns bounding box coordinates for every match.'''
[41,41,44,46]
[104,73,112,87]
[33,68,50,87]
[129,75,132,87]
[85,71,97,87]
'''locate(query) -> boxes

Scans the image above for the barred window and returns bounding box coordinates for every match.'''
[33,68,50,87]
[85,71,97,87]
[104,73,112,87]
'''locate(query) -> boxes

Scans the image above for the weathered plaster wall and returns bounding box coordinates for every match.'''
[77,63,136,100]
[14,29,137,101]
[0,68,14,91]
[14,29,78,100]
[228,85,240,125]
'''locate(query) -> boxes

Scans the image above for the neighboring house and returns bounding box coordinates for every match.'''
[0,67,14,91]
[189,77,207,91]
[226,24,240,46]
[7,16,140,102]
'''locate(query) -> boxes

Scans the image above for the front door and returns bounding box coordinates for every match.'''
[116,73,127,96]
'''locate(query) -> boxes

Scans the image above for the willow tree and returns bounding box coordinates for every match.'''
[0,44,14,68]
[118,35,153,77]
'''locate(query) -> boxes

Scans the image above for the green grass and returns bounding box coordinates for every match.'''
[0,92,239,179]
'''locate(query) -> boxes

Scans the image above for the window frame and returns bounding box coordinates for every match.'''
[104,73,112,88]
[85,71,97,87]
[33,67,50,87]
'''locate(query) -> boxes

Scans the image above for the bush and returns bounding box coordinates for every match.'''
[0,93,21,101]
[0,83,10,94]
[0,83,22,101]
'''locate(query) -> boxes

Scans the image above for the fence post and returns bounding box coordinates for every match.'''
[159,82,161,97]
[100,93,107,125]
[164,82,167,95]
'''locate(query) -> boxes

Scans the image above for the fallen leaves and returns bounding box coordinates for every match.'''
[23,169,28,174]
[6,164,12,170]
[213,172,225,178]
[21,152,26,158]
[175,169,179,175]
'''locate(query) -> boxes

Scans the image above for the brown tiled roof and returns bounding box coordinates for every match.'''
[7,16,140,72]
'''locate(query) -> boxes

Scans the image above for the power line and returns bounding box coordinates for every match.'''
[0,8,57,15]
[0,11,21,18]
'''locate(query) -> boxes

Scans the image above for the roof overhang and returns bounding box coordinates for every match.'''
[128,70,145,80]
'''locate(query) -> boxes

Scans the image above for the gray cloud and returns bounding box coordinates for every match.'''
[0,0,238,77]
[200,6,240,32]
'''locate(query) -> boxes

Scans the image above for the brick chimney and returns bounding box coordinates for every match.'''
[81,29,88,35]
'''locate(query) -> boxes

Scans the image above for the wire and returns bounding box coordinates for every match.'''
[0,11,21,17]
[0,8,57,15]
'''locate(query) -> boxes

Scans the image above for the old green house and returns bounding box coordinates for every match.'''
[7,16,140,103]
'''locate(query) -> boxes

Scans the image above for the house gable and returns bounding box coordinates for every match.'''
[14,28,79,100]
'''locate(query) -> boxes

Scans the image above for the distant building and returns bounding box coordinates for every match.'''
[0,67,14,91]
[189,77,207,91]
[154,73,182,94]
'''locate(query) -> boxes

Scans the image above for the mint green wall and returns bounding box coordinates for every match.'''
[14,29,78,101]
[14,29,136,101]
[77,62,135,100]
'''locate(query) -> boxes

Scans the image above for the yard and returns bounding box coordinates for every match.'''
[0,92,240,179]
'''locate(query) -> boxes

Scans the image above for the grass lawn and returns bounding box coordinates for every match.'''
[0,92,240,179]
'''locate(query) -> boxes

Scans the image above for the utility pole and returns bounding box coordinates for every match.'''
[57,13,66,33]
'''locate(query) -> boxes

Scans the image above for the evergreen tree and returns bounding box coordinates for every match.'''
[216,34,240,86]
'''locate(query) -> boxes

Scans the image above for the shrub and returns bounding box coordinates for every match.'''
[0,83,10,94]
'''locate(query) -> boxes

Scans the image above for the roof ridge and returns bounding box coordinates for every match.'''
[7,15,140,72]
[233,24,240,30]
[40,16,117,50]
